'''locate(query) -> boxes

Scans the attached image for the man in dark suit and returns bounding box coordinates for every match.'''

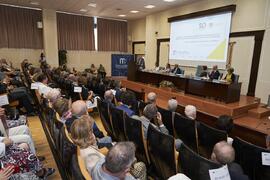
[171,64,183,74]
[136,57,145,70]
[211,141,249,180]
[209,65,220,80]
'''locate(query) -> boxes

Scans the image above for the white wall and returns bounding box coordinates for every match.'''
[66,51,131,76]
[129,0,270,103]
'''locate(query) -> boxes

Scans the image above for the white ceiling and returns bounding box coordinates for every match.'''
[0,0,199,20]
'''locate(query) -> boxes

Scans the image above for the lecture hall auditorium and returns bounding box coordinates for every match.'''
[0,0,270,180]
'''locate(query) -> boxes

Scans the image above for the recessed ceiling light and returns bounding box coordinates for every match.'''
[30,1,39,5]
[164,0,176,2]
[118,14,126,17]
[88,3,97,7]
[80,9,87,12]
[130,10,139,13]
[144,5,155,9]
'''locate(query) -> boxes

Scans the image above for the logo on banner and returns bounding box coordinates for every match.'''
[119,58,127,65]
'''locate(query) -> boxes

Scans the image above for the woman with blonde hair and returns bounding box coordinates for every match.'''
[70,115,104,173]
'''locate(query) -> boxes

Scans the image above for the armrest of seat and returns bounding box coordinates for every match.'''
[77,148,92,180]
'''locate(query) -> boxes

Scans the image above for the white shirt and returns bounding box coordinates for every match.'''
[35,82,53,97]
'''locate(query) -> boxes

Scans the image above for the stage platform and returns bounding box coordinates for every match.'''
[121,79,270,147]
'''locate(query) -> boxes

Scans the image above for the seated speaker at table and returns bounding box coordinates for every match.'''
[209,65,220,80]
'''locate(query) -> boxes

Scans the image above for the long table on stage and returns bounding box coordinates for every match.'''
[135,71,242,103]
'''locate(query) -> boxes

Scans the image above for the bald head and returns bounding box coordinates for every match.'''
[185,105,197,120]
[168,99,178,112]
[71,100,87,117]
[147,92,157,104]
[211,141,235,165]
[104,90,114,102]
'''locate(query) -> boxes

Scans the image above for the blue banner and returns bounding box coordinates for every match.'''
[111,54,134,76]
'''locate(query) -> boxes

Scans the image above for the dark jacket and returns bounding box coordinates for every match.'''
[228,163,249,180]
[209,70,220,80]
[172,67,183,74]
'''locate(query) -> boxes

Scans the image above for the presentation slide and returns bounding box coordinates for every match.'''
[169,12,232,68]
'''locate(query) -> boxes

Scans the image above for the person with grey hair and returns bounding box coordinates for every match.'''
[184,105,197,120]
[132,104,169,139]
[168,99,178,112]
[147,92,157,104]
[65,100,105,139]
[45,88,61,104]
[91,142,139,180]
[104,90,115,107]
[211,141,249,180]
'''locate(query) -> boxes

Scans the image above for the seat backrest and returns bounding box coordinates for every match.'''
[53,112,64,150]
[125,116,150,165]
[234,74,240,83]
[179,143,221,180]
[71,147,92,180]
[110,106,126,141]
[232,137,270,180]
[60,126,76,175]
[71,154,86,180]
[97,99,114,138]
[174,113,198,152]
[197,122,227,158]
[138,100,148,116]
[147,124,178,179]
[157,106,174,136]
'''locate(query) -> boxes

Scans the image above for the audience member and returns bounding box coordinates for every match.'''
[46,88,61,104]
[216,115,234,144]
[211,141,249,180]
[104,90,115,107]
[184,105,197,120]
[0,166,14,180]
[70,115,105,173]
[36,73,53,97]
[147,92,157,104]
[0,77,35,115]
[117,91,136,117]
[53,98,72,124]
[209,65,220,80]
[168,99,178,112]
[113,80,126,102]
[66,100,105,139]
[0,114,36,154]
[90,64,97,74]
[134,104,168,139]
[91,142,146,180]
[97,64,106,79]
[0,138,55,178]
[224,67,236,83]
